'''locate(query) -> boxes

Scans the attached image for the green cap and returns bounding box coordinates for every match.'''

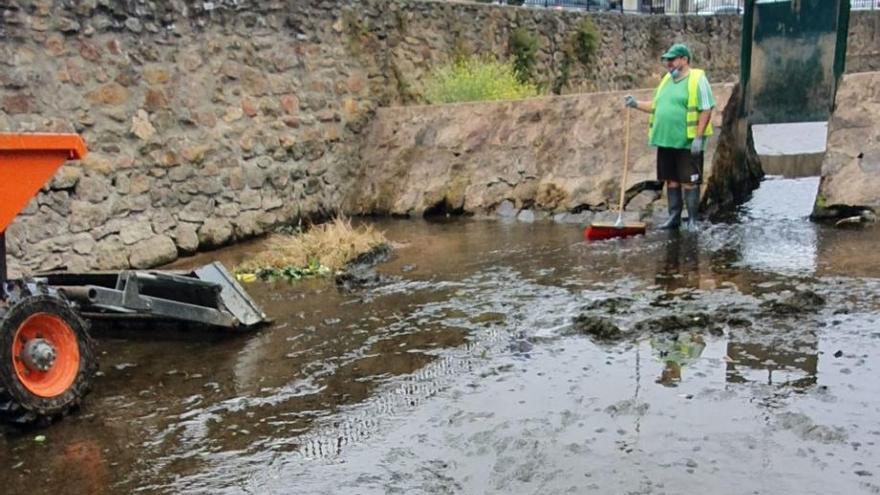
[661,43,692,61]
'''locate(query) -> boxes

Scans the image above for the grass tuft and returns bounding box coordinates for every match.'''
[235,218,388,281]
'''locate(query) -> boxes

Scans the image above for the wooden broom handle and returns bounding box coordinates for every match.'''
[618,107,631,214]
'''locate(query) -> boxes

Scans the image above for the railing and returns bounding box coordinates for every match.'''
[506,0,744,13]
[492,0,878,14]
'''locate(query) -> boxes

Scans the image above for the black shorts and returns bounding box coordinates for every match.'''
[657,147,704,184]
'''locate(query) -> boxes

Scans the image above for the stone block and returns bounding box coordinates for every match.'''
[2,93,34,114]
[174,222,199,254]
[131,109,156,140]
[143,65,171,85]
[233,211,264,238]
[129,235,177,269]
[198,218,233,248]
[69,200,112,233]
[75,174,112,203]
[87,82,129,106]
[95,236,130,270]
[178,196,214,223]
[120,221,154,245]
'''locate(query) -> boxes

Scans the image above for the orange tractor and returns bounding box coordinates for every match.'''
[0,133,268,425]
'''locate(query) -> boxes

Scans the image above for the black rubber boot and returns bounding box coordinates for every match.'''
[683,187,700,232]
[658,187,683,230]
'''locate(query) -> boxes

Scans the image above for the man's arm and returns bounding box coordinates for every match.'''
[624,95,652,114]
[695,110,712,137]
[632,100,652,114]
[695,74,715,136]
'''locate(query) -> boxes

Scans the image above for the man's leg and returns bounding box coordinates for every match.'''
[682,149,704,231]
[682,184,700,231]
[659,180,683,230]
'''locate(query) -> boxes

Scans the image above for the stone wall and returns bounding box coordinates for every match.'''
[1,0,878,274]
[349,84,733,217]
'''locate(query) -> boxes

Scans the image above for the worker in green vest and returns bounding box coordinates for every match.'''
[623,43,715,231]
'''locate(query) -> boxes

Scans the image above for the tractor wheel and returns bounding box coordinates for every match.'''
[0,294,96,425]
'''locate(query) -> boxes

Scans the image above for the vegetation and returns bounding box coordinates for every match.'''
[235,217,388,282]
[571,18,600,66]
[424,57,538,104]
[509,27,539,84]
[554,18,601,94]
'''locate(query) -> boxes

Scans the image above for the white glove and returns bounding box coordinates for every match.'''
[690,136,703,155]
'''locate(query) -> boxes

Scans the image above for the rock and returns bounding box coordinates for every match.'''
[280,94,299,115]
[627,189,661,212]
[633,313,712,334]
[335,245,392,290]
[71,234,96,255]
[495,200,518,218]
[38,191,71,216]
[604,399,649,417]
[143,65,171,85]
[178,197,214,223]
[79,154,114,175]
[174,223,199,254]
[240,188,262,210]
[761,290,826,315]
[553,211,593,225]
[232,211,264,238]
[130,109,156,140]
[129,235,177,268]
[95,237,130,269]
[775,412,847,444]
[198,218,233,248]
[568,315,622,341]
[75,175,112,203]
[517,209,536,223]
[584,297,634,315]
[87,82,129,106]
[119,222,154,245]
[224,106,244,123]
[2,94,34,114]
[124,17,142,33]
[143,88,168,111]
[129,174,151,194]
[69,200,112,233]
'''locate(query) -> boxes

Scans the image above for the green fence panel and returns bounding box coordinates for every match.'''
[741,0,851,124]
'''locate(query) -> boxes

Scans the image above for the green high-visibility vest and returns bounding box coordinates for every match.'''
[649,68,714,141]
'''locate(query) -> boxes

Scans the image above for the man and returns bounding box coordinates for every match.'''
[624,43,715,231]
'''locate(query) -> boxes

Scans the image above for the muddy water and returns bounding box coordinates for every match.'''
[3,178,880,494]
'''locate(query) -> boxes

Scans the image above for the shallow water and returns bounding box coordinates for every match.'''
[2,178,880,494]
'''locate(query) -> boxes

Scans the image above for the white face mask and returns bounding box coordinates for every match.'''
[669,58,682,78]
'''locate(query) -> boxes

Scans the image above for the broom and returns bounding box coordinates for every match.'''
[584,107,647,241]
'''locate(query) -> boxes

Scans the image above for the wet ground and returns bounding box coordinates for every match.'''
[3,177,880,494]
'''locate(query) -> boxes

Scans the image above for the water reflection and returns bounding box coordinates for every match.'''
[654,232,701,291]
[725,341,819,389]
[651,332,706,387]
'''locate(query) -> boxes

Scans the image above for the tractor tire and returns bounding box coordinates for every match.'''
[0,294,97,425]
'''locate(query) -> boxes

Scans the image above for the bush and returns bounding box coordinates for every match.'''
[571,18,600,66]
[509,27,539,84]
[424,57,539,104]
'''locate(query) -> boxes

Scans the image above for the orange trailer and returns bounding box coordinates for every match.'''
[0,133,267,425]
